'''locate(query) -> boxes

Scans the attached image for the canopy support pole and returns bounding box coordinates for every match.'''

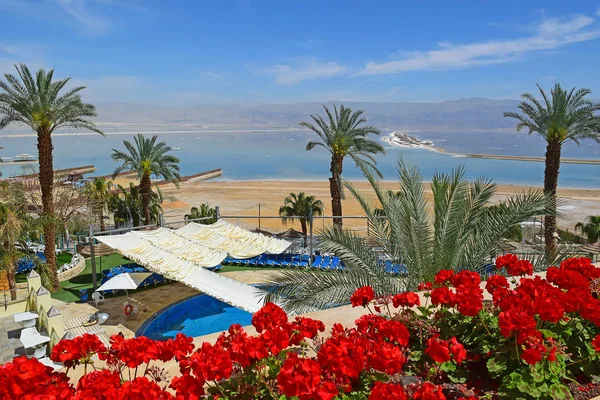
[89,224,97,291]
[309,207,313,265]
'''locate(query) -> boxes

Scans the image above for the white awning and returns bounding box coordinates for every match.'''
[95,272,151,292]
[177,220,291,258]
[96,233,266,313]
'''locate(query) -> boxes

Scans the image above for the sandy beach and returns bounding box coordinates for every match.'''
[153,179,600,234]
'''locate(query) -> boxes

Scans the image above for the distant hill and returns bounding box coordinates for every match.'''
[92,98,521,132]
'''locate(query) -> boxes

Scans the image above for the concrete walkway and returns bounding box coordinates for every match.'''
[0,316,25,363]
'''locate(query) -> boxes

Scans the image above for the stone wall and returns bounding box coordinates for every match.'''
[57,255,85,283]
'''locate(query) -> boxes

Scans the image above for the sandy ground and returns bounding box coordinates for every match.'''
[148,180,600,235]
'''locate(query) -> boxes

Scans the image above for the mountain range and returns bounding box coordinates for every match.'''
[89,98,522,133]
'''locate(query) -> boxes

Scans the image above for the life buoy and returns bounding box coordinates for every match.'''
[124,303,134,316]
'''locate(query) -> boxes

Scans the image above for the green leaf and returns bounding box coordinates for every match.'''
[439,362,456,373]
[487,355,507,377]
[548,383,573,400]
[417,306,432,317]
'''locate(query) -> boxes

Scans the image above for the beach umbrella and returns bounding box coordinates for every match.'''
[95,272,151,297]
[276,228,305,239]
[251,228,274,237]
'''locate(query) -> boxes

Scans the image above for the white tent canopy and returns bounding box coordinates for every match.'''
[96,232,267,313]
[95,272,151,292]
[177,220,291,258]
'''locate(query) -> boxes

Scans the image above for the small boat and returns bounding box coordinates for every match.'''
[172,146,181,150]
[14,153,37,162]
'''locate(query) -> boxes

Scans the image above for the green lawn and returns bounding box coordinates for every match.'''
[52,254,130,302]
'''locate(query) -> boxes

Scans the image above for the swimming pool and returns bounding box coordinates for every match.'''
[137,293,253,340]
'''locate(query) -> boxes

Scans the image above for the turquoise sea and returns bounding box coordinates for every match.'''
[1,129,599,188]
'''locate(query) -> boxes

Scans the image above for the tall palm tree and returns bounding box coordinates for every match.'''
[185,204,217,225]
[504,84,600,254]
[108,183,163,228]
[111,134,180,225]
[575,216,600,243]
[85,177,112,231]
[279,192,324,247]
[0,64,102,290]
[303,104,384,229]
[266,160,557,314]
[0,203,24,300]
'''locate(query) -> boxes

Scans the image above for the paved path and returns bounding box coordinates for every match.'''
[0,316,24,363]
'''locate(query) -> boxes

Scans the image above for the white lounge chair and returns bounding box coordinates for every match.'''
[92,292,105,307]
[38,357,63,371]
[32,344,47,359]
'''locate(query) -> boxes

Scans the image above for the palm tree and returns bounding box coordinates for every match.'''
[85,177,112,231]
[504,84,600,254]
[279,192,324,247]
[266,160,557,314]
[0,203,24,300]
[575,216,600,243]
[303,104,384,229]
[111,134,180,225]
[185,204,217,225]
[0,64,102,290]
[108,183,163,228]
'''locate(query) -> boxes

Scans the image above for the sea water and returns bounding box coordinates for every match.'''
[0,130,599,188]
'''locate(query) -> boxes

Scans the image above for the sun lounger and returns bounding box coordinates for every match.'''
[311,255,323,268]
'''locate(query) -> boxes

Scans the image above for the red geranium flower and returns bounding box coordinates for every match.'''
[496,253,518,271]
[251,302,288,333]
[485,275,509,295]
[521,346,543,365]
[592,335,600,353]
[413,382,446,400]
[278,353,337,400]
[430,287,456,307]
[425,335,451,364]
[434,269,455,285]
[351,286,375,307]
[392,292,421,308]
[418,281,433,291]
[369,381,407,400]
[449,337,467,364]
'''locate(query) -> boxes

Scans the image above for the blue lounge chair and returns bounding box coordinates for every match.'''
[311,255,323,268]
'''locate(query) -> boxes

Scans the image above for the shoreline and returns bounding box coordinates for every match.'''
[159,179,600,232]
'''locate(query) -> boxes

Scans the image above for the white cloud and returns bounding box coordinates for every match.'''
[197,70,233,86]
[357,14,600,76]
[256,59,347,85]
[0,0,145,35]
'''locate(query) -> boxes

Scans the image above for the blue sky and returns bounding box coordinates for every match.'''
[1,0,600,105]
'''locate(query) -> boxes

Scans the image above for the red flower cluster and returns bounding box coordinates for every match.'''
[1,256,598,399]
[277,353,338,400]
[0,356,72,399]
[413,382,446,400]
[368,381,408,400]
[496,253,533,276]
[593,335,600,353]
[51,333,106,368]
[429,270,483,316]
[425,335,466,364]
[350,285,375,307]
[392,291,421,308]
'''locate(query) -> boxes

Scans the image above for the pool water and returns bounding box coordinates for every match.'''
[137,294,253,340]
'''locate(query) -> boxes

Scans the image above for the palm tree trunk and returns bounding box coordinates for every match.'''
[5,250,16,301]
[300,219,308,248]
[140,173,151,225]
[543,139,561,255]
[99,207,105,231]
[329,157,343,229]
[37,129,59,291]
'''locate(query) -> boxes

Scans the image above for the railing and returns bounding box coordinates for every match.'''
[1,288,27,312]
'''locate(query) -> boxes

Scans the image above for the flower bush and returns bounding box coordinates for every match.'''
[1,256,599,399]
